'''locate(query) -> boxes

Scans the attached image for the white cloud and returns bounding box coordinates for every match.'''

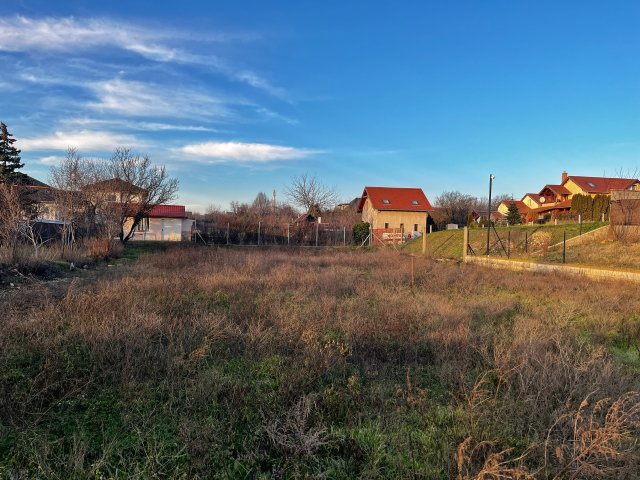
[19,130,141,152]
[88,79,230,119]
[37,155,66,165]
[177,141,320,163]
[65,118,220,132]
[0,16,228,56]
[0,16,285,97]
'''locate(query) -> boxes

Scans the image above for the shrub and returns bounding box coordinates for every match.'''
[529,231,552,254]
[352,221,369,244]
[85,237,123,260]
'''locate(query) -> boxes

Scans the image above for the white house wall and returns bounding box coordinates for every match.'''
[125,217,194,242]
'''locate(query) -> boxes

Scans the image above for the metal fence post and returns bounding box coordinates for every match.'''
[563,230,566,263]
[525,231,528,253]
[343,226,346,246]
[226,222,230,245]
[315,222,319,247]
[579,214,582,236]
[507,230,511,258]
[258,221,261,246]
[422,227,427,254]
[287,223,290,246]
[463,226,468,261]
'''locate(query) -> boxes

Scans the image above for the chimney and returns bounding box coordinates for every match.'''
[561,171,568,184]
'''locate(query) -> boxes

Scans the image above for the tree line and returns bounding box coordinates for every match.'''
[0,122,178,264]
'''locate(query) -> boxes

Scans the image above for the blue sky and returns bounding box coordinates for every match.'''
[2,1,639,211]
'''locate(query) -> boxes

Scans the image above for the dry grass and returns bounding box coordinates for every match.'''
[1,246,640,478]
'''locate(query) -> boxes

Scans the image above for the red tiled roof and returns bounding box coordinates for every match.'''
[147,204,187,218]
[539,184,571,196]
[357,186,433,212]
[533,199,572,213]
[499,200,532,215]
[565,176,639,194]
[521,193,545,203]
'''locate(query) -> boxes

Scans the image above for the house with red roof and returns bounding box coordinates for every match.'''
[521,193,548,210]
[357,186,433,240]
[523,171,640,220]
[87,178,194,241]
[124,204,194,241]
[496,200,532,223]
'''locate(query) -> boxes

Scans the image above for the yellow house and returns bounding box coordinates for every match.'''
[560,172,640,198]
[527,172,640,219]
[521,193,548,209]
[497,200,532,220]
[357,186,433,233]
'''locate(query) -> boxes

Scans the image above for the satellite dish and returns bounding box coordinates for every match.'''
[539,197,546,203]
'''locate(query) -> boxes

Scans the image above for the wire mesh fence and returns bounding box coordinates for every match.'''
[193,221,357,247]
[465,221,608,264]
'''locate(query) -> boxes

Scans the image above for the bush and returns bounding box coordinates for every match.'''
[530,231,552,253]
[85,237,123,260]
[352,221,369,244]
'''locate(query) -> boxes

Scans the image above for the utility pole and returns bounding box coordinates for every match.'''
[486,174,495,256]
[272,189,276,214]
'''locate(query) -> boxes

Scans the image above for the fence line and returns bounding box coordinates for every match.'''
[194,222,358,247]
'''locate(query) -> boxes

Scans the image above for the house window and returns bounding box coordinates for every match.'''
[587,182,597,188]
[400,223,404,230]
[411,200,419,205]
[384,222,389,229]
[632,184,638,191]
[382,199,390,204]
[414,224,418,232]
[136,218,149,231]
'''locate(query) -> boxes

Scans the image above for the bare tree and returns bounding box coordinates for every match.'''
[435,191,478,226]
[285,174,338,214]
[0,183,24,262]
[611,168,640,242]
[50,148,107,252]
[251,192,271,216]
[20,220,50,260]
[100,148,178,243]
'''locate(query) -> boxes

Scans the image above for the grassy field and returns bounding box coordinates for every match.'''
[2,246,640,478]
[403,222,607,260]
[539,236,640,271]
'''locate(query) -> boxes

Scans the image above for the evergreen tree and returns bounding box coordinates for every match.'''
[506,202,522,225]
[0,122,24,183]
[593,194,610,222]
[571,194,592,220]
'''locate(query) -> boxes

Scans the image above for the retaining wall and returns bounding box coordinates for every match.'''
[464,255,640,283]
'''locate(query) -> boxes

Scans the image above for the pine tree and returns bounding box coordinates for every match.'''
[0,122,24,183]
[506,202,522,225]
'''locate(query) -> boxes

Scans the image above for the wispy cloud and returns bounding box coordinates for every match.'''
[87,79,231,119]
[19,130,142,152]
[0,16,254,54]
[256,107,300,125]
[0,15,285,98]
[177,141,321,163]
[65,118,222,132]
